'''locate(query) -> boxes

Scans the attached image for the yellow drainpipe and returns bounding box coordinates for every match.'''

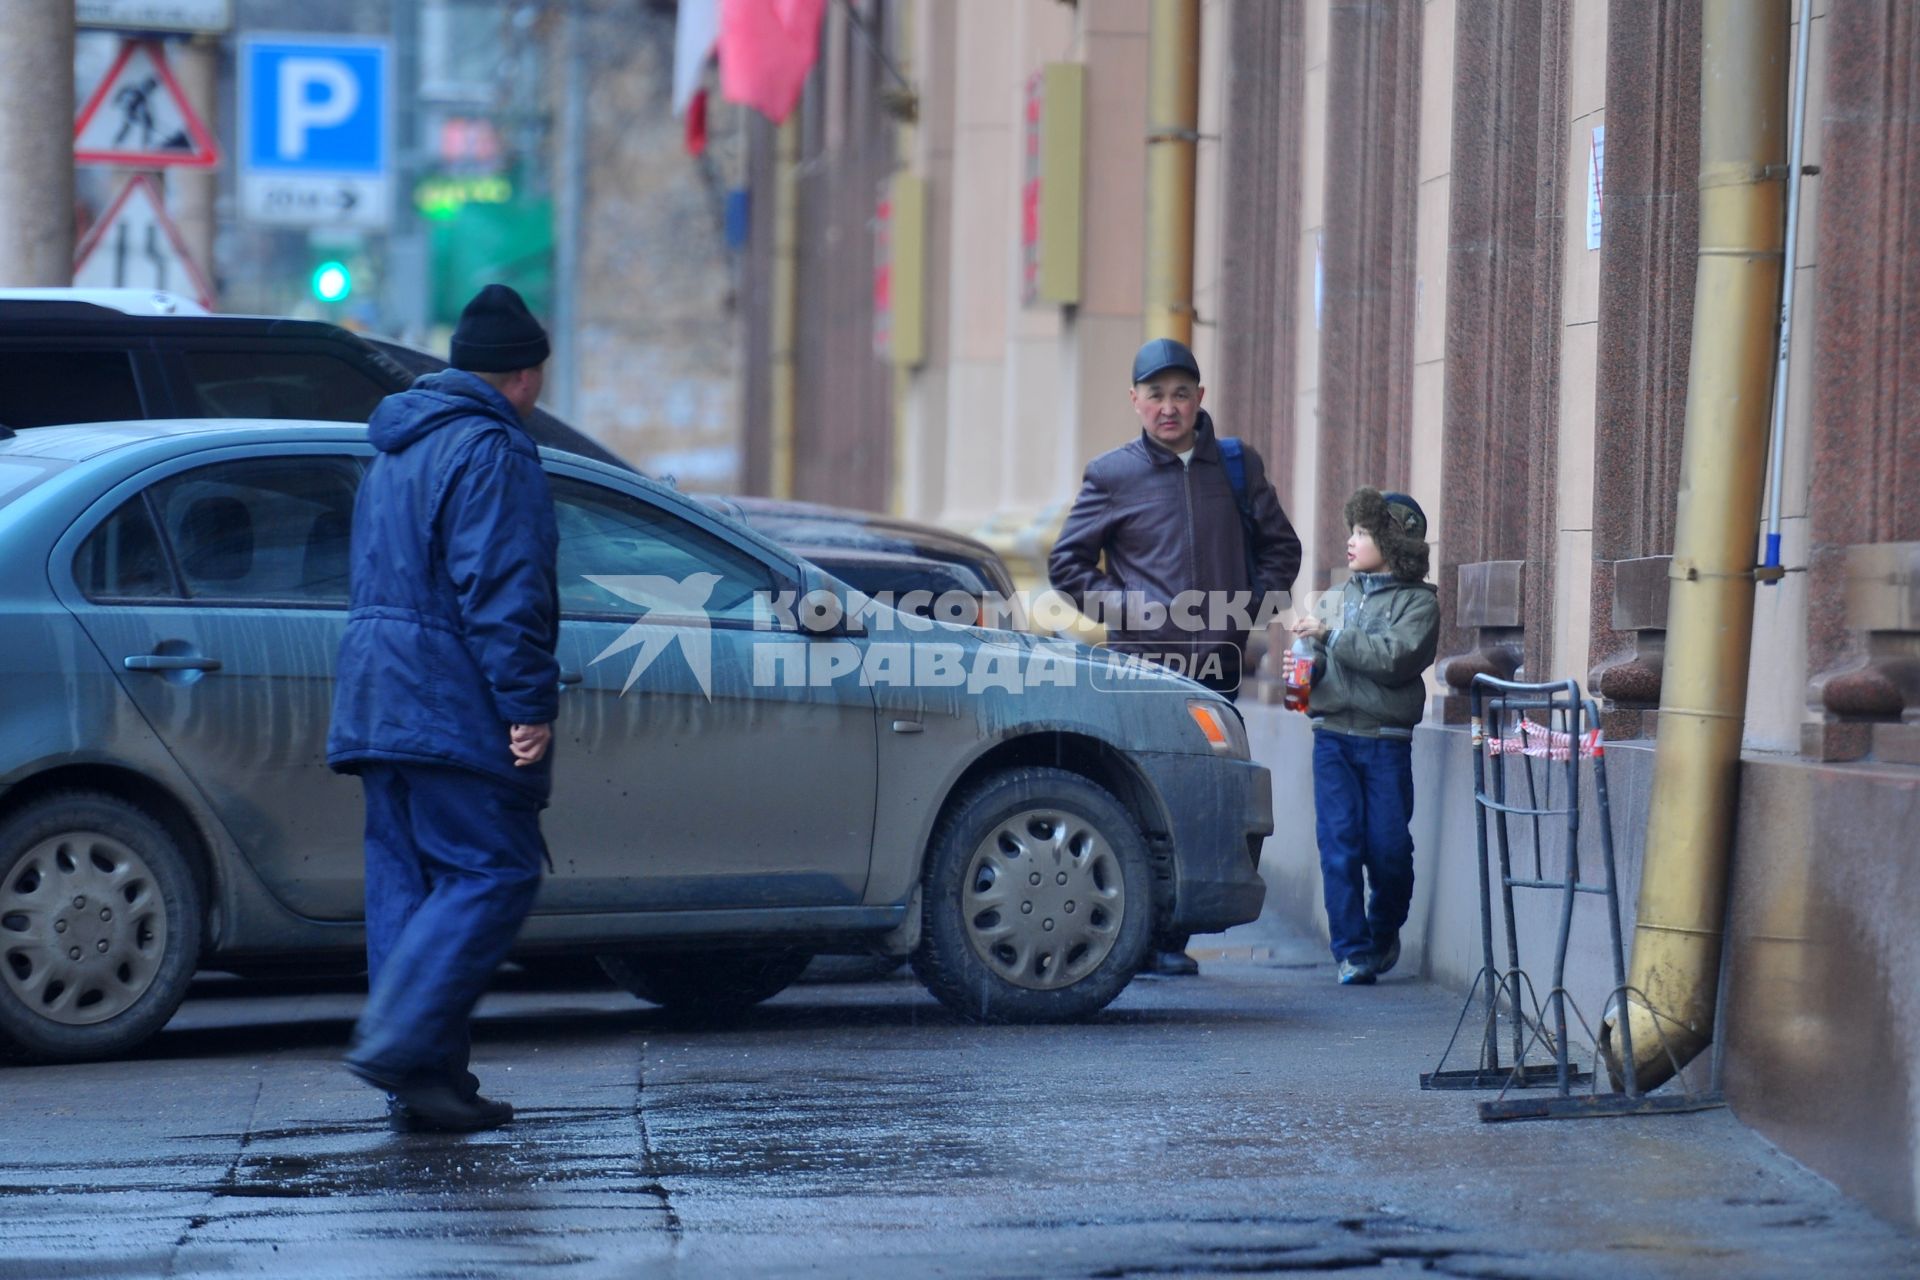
[769,117,799,500]
[1600,0,1788,1091]
[1144,0,1199,344]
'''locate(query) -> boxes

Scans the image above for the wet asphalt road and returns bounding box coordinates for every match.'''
[2,926,1916,1280]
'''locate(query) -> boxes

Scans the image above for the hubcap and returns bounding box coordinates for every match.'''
[961,808,1125,990]
[0,832,167,1025]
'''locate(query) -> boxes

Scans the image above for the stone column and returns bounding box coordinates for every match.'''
[1585,0,1701,734]
[791,2,897,510]
[1588,554,1669,738]
[1808,545,1920,763]
[1802,0,1920,761]
[1432,0,1570,719]
[1213,0,1305,497]
[1314,0,1421,590]
[0,2,74,285]
[1437,559,1526,720]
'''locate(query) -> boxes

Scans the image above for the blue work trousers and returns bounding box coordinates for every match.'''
[348,764,546,1086]
[1312,729,1416,962]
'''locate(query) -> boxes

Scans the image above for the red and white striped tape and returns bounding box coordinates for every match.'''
[1480,718,1604,761]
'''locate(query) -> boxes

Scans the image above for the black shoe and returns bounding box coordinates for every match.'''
[389,1090,513,1133]
[351,1061,513,1133]
[384,1081,513,1133]
[1141,948,1200,977]
[1337,957,1377,985]
[1373,933,1401,977]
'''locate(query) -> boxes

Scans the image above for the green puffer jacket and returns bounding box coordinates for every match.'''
[1308,572,1440,739]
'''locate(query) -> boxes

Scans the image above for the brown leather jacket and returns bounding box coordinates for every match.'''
[1049,413,1302,678]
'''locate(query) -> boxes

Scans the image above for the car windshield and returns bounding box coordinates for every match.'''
[0,457,69,507]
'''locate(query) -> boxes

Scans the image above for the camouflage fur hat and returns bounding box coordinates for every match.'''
[1344,487,1431,583]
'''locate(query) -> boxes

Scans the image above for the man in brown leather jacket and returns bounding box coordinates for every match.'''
[1051,338,1301,699]
[1049,337,1301,975]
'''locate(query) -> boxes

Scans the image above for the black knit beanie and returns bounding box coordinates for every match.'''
[450,284,551,373]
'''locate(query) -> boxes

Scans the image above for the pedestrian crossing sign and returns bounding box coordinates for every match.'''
[75,38,219,169]
[72,175,215,310]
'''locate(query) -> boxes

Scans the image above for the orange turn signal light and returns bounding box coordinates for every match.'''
[1187,702,1230,749]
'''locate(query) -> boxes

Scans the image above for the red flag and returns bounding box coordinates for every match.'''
[718,0,829,124]
[685,87,710,156]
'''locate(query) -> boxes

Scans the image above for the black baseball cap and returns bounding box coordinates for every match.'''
[1131,337,1201,384]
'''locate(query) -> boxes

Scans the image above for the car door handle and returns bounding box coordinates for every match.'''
[558,670,584,689]
[124,655,222,673]
[890,720,924,734]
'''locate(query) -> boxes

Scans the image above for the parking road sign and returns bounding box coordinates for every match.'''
[239,35,390,229]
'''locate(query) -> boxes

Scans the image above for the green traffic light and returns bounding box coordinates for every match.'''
[311,261,352,303]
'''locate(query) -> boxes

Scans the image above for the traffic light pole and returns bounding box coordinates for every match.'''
[0,1,75,286]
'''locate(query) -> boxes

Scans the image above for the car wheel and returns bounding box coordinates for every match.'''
[0,793,203,1062]
[912,767,1153,1023]
[596,948,811,1016]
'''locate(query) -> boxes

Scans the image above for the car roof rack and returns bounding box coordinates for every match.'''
[0,288,210,317]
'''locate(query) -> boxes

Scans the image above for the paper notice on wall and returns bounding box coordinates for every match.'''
[1587,125,1605,251]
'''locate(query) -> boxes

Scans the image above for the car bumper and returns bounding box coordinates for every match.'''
[1132,751,1273,936]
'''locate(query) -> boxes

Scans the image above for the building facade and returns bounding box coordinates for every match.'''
[735,0,1920,1228]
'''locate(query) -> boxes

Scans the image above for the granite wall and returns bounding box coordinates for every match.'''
[1213,0,1307,512]
[1314,0,1423,591]
[1584,0,1700,738]
[1435,0,1571,713]
[1802,0,1920,762]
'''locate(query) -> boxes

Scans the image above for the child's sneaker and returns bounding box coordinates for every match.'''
[1373,933,1401,977]
[1337,957,1377,985]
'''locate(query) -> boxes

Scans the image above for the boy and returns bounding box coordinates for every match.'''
[1289,488,1439,985]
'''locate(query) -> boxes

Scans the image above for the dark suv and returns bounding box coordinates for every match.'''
[0,291,623,466]
[0,290,1029,630]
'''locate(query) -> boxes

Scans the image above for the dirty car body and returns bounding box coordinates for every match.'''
[0,421,1270,1061]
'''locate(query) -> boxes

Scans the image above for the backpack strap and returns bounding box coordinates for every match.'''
[1217,436,1261,593]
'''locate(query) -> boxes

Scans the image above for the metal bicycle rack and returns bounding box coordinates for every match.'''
[1420,674,1725,1122]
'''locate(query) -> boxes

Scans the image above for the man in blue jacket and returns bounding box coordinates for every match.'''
[328,284,561,1132]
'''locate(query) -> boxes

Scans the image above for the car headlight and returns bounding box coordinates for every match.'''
[1187,699,1250,759]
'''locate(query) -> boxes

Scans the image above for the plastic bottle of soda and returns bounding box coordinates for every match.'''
[1283,636,1314,713]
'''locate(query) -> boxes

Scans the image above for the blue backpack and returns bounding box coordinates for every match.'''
[1217,435,1261,593]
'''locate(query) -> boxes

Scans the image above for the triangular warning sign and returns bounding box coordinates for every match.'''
[73,176,215,311]
[75,39,219,169]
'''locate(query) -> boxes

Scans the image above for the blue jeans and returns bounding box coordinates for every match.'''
[348,764,546,1086]
[1312,730,1416,962]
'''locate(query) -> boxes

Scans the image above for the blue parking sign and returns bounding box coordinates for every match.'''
[239,35,390,227]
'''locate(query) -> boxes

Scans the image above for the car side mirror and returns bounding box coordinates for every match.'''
[795,585,868,638]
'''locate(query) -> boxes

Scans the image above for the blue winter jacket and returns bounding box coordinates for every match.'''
[327,370,562,801]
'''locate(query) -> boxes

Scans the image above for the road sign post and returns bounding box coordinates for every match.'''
[238,35,390,230]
